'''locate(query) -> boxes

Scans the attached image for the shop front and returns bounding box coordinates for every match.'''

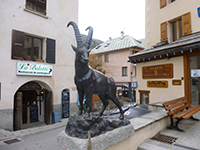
[13,61,54,131]
[128,32,200,104]
[13,81,53,131]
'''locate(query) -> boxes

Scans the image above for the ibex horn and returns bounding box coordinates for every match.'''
[67,21,83,51]
[85,26,93,50]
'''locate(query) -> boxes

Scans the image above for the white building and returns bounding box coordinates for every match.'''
[0,0,78,130]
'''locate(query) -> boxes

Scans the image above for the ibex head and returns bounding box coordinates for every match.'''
[67,21,93,65]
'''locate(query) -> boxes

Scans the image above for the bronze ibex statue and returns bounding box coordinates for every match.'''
[67,21,124,120]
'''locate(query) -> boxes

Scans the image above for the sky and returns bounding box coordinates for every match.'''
[78,0,145,42]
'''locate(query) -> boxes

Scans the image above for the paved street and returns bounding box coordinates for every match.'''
[0,126,65,150]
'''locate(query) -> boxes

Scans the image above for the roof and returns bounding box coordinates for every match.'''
[91,35,145,54]
[129,31,200,62]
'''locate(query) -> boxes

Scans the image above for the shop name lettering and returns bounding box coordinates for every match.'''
[143,64,173,79]
[18,63,52,75]
[20,63,48,71]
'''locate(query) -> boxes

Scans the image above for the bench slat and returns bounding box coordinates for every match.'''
[182,106,200,119]
[165,100,188,111]
[168,103,190,116]
[162,97,186,107]
[172,105,200,119]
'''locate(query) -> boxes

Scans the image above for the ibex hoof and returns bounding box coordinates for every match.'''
[119,114,124,120]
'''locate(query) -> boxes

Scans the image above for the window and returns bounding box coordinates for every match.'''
[139,90,150,104]
[12,30,56,63]
[24,35,43,61]
[26,0,47,15]
[132,50,139,54]
[160,12,191,42]
[171,18,182,42]
[122,67,127,76]
[105,54,109,62]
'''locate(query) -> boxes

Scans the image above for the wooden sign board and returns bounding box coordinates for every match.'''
[147,81,168,88]
[172,80,181,85]
[143,64,173,79]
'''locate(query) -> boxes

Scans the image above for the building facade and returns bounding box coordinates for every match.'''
[91,33,144,100]
[0,0,78,130]
[129,0,200,105]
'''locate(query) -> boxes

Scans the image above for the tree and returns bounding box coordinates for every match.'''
[89,54,105,74]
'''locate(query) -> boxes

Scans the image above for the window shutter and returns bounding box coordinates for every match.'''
[161,22,167,42]
[11,30,25,59]
[182,12,191,36]
[46,38,56,64]
[160,0,166,8]
[37,0,47,15]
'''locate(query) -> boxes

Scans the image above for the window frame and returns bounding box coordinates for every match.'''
[25,0,47,15]
[170,18,182,42]
[24,35,43,61]
[122,67,128,76]
[105,54,109,62]
[139,90,150,104]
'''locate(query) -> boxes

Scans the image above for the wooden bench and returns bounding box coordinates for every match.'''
[162,97,200,132]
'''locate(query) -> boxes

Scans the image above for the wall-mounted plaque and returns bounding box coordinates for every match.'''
[142,64,173,79]
[172,80,181,85]
[147,81,168,88]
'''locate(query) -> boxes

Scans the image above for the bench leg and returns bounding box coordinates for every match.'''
[190,116,199,121]
[167,116,185,132]
[167,116,175,129]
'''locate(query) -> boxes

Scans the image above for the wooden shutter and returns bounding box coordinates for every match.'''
[11,30,25,60]
[182,12,191,36]
[160,0,166,8]
[37,0,47,15]
[161,22,167,42]
[46,38,56,64]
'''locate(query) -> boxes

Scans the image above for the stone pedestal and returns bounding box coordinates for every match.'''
[57,123,134,150]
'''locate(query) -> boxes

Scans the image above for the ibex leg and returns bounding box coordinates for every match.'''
[77,87,84,115]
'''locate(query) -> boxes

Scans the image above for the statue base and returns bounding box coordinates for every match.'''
[57,123,134,150]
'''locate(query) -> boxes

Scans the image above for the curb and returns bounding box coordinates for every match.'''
[0,119,68,142]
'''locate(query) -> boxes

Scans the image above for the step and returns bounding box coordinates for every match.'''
[138,142,169,150]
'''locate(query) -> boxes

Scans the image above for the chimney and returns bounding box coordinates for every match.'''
[109,37,112,40]
[120,31,124,39]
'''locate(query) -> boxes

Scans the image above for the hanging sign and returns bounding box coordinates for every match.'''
[17,62,53,76]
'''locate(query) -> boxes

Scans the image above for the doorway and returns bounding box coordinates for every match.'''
[13,81,53,131]
[190,55,200,104]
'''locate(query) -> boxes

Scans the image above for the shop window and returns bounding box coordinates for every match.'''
[12,30,56,64]
[26,0,47,15]
[139,90,150,104]
[122,67,127,76]
[105,54,109,62]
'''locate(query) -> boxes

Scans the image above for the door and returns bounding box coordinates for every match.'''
[44,90,52,124]
[14,92,23,131]
[190,55,200,104]
[22,91,38,123]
